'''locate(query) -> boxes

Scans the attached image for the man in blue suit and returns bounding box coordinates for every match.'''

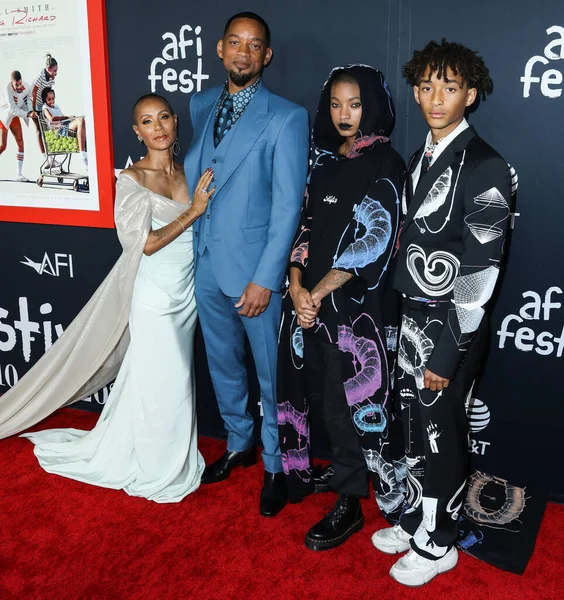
[184,12,309,516]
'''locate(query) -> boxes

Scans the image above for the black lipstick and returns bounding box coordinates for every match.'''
[338,123,352,130]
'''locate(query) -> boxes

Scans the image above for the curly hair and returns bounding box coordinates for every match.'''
[41,86,55,104]
[403,39,493,99]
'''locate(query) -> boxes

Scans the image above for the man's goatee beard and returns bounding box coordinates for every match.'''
[229,69,258,87]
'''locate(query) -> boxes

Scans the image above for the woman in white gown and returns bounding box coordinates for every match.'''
[0,94,215,503]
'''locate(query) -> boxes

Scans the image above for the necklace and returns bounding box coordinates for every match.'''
[424,136,446,158]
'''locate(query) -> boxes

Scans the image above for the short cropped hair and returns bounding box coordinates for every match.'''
[132,93,175,122]
[223,12,271,47]
[330,71,358,87]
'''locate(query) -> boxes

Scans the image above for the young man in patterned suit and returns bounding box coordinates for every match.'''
[371,39,512,586]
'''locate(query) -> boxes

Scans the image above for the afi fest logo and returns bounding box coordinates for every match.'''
[149,25,209,94]
[0,297,64,390]
[497,286,564,357]
[20,253,74,277]
[80,382,114,406]
[521,25,564,98]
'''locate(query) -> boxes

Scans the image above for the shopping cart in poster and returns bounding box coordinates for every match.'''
[36,114,89,192]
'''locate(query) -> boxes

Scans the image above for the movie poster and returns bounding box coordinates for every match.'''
[0,0,114,227]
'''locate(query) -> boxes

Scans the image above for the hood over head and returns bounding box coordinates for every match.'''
[313,64,395,157]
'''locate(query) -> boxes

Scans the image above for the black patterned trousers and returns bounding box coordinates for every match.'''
[397,298,488,560]
[303,330,369,497]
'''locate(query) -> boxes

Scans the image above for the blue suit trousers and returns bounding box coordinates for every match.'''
[195,249,283,473]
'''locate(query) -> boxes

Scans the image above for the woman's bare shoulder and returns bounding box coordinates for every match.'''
[120,164,146,186]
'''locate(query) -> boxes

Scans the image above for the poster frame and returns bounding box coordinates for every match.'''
[0,0,115,229]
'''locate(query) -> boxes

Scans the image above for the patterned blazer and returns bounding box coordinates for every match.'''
[394,126,512,379]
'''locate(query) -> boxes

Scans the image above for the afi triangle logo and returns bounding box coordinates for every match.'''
[20,253,74,277]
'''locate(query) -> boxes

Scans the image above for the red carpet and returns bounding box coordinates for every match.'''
[0,408,562,600]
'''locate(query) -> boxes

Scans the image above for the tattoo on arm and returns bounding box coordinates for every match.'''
[311,269,353,301]
[151,219,180,241]
[152,226,169,240]
[145,207,198,254]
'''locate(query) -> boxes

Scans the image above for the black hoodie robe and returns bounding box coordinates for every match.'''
[277,65,407,517]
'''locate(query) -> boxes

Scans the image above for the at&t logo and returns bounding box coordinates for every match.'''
[466,395,491,456]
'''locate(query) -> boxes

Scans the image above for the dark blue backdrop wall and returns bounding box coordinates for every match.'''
[1,1,563,509]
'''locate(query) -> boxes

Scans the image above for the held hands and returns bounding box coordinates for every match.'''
[235,282,272,318]
[424,369,450,392]
[27,110,38,119]
[290,284,319,329]
[192,169,216,216]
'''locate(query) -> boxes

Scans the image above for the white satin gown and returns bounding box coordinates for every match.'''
[18,177,205,503]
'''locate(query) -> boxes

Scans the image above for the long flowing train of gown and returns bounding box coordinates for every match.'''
[13,177,205,503]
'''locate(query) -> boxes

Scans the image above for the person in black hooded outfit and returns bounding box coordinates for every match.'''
[277,65,407,551]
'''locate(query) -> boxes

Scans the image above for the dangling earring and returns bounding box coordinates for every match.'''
[137,135,143,144]
[172,137,181,156]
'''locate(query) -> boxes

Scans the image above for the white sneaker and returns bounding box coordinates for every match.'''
[16,174,30,182]
[371,525,412,554]
[390,547,458,587]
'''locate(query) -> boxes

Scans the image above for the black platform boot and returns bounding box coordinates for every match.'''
[304,494,364,551]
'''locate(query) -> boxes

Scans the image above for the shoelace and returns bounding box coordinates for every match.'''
[406,550,424,563]
[325,498,352,524]
[392,525,404,537]
[388,525,410,542]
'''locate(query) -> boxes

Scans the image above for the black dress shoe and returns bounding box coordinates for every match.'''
[201,447,257,484]
[304,494,364,551]
[260,471,288,517]
[312,464,335,494]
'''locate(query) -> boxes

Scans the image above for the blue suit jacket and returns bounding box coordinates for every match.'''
[184,82,309,297]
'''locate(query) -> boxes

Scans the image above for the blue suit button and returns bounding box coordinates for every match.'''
[194,231,199,237]
[206,214,210,219]
[212,159,217,164]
